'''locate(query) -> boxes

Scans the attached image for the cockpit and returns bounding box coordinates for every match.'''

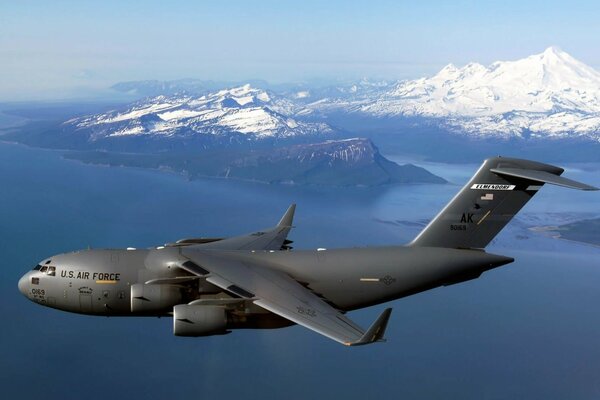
[19,260,56,298]
[20,261,56,292]
[32,264,56,276]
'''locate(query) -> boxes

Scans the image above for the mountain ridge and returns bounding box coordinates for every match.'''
[5,47,600,156]
[65,84,329,143]
[304,47,600,140]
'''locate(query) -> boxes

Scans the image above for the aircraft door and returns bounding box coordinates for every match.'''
[79,294,93,313]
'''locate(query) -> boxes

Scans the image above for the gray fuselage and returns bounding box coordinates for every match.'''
[18,244,513,318]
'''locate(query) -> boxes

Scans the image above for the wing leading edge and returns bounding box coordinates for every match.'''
[179,248,392,346]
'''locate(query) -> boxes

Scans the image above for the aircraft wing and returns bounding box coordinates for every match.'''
[179,248,392,346]
[176,204,296,251]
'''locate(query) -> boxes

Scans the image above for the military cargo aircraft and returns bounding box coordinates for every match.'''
[18,157,598,346]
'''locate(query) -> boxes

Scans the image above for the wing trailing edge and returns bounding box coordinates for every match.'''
[179,249,393,346]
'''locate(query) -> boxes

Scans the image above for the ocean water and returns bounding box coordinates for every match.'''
[1,140,600,400]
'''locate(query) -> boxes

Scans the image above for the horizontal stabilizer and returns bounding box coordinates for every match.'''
[491,167,599,191]
[348,308,393,346]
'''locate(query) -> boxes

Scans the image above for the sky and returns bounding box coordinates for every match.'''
[1,0,600,100]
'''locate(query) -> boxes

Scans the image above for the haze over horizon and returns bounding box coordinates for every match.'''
[1,0,600,101]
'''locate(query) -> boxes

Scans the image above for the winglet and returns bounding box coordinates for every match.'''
[348,308,393,346]
[277,203,296,227]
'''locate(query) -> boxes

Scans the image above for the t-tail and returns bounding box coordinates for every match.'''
[410,157,598,249]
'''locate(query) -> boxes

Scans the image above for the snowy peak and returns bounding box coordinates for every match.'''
[66,84,330,141]
[537,46,592,71]
[314,47,600,140]
[211,84,271,107]
[484,46,600,94]
[393,47,600,116]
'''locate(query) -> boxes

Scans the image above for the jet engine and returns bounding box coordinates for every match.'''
[173,304,228,336]
[130,283,182,314]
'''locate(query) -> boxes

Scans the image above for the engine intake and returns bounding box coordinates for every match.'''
[173,304,228,336]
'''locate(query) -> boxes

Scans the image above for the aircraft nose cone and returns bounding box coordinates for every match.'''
[18,274,29,297]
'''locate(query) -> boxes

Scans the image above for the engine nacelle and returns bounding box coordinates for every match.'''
[131,283,182,314]
[173,304,228,336]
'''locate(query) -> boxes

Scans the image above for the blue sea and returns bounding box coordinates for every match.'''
[1,124,600,399]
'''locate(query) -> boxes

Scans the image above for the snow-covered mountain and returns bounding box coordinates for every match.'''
[66,84,331,142]
[27,47,600,152]
[305,47,600,140]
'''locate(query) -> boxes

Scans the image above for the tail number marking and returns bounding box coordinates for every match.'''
[471,184,515,190]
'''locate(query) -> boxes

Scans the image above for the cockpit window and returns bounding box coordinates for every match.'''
[36,265,56,276]
[33,265,42,271]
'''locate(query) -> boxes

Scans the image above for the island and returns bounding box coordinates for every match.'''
[63,138,446,187]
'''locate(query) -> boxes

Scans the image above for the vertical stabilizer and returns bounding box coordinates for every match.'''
[410,157,597,249]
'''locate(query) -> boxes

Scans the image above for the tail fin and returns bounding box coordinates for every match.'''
[410,157,598,249]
